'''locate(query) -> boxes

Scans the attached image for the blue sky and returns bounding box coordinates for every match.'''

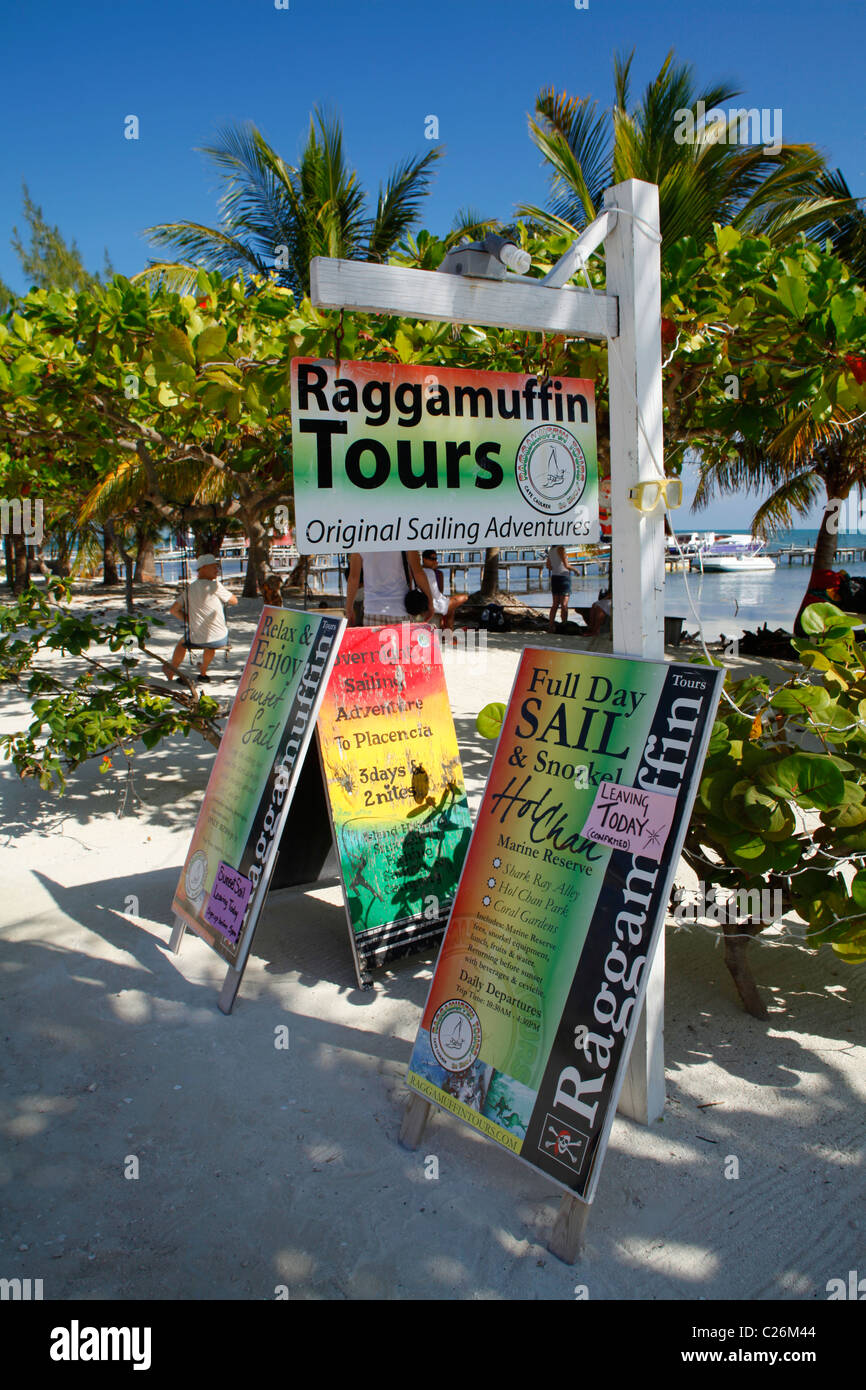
[2,0,864,528]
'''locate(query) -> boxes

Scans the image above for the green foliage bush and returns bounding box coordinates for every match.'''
[0,580,226,790]
[685,602,866,971]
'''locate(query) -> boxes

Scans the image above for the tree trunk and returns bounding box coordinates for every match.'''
[722,921,768,1019]
[32,545,51,578]
[105,521,134,610]
[794,489,845,635]
[53,533,72,577]
[102,527,119,587]
[242,515,269,597]
[288,553,310,588]
[104,522,134,608]
[5,533,30,594]
[134,530,158,583]
[480,547,500,598]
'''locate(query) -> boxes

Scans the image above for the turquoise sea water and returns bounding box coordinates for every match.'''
[149,526,861,642]
[540,529,866,642]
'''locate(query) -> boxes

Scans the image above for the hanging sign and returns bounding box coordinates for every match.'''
[316,622,474,982]
[291,358,598,554]
[171,607,344,971]
[406,649,722,1201]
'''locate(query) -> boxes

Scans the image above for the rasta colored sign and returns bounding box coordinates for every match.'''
[172,607,344,970]
[407,649,723,1202]
[291,358,598,554]
[316,623,473,984]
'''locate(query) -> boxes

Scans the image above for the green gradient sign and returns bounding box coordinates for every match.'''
[407,650,723,1201]
[291,358,598,553]
[172,607,344,970]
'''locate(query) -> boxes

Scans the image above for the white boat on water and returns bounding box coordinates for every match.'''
[667,532,776,572]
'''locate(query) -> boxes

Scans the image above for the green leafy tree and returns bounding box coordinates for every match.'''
[685,603,866,1015]
[659,228,866,613]
[11,183,113,293]
[142,110,442,297]
[0,579,226,791]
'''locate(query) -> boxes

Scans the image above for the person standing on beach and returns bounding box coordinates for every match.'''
[344,550,432,626]
[546,544,572,632]
[163,553,238,682]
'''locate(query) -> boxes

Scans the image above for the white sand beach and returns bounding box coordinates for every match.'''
[1,587,863,1300]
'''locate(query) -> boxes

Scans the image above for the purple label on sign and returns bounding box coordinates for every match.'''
[204,861,253,944]
[580,781,677,861]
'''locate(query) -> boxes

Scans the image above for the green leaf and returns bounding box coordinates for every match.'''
[715,225,741,256]
[727,831,768,862]
[195,324,228,363]
[830,292,855,337]
[775,273,808,320]
[394,329,414,363]
[155,324,195,369]
[810,387,834,423]
[769,684,831,713]
[800,602,856,636]
[770,753,845,809]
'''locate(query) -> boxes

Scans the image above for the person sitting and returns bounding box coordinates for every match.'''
[163,553,238,682]
[421,550,468,631]
[261,573,284,607]
[586,587,612,635]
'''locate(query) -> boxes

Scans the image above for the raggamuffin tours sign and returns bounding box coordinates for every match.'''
[407,649,723,1202]
[291,358,598,553]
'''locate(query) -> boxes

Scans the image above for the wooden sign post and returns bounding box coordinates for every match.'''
[310,179,669,1257]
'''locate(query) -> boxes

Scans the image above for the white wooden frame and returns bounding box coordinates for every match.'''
[310,178,666,1129]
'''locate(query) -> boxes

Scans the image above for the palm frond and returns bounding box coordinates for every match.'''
[367,147,443,262]
[750,468,826,536]
[144,220,268,279]
[79,458,149,523]
[131,261,206,294]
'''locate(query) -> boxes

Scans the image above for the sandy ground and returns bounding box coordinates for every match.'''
[1,585,863,1301]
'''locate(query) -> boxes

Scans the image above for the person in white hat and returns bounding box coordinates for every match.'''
[163,554,238,682]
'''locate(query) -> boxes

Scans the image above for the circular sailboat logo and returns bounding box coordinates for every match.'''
[515,424,587,515]
[430,999,482,1072]
[185,851,208,902]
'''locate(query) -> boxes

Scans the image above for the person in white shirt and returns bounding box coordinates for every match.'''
[344,550,432,626]
[586,587,612,635]
[163,553,238,682]
[421,549,467,631]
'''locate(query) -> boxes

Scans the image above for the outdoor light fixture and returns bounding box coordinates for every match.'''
[628,478,683,513]
[439,232,532,280]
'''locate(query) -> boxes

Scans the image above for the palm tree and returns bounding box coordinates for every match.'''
[810,170,866,283]
[693,410,866,631]
[521,51,853,259]
[142,109,443,296]
[693,179,866,629]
